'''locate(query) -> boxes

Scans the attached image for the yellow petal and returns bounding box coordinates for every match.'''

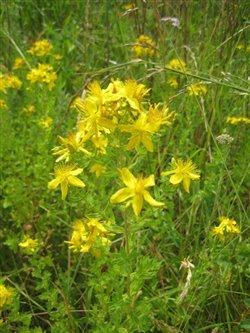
[183,177,190,193]
[188,172,200,180]
[98,117,116,130]
[68,176,85,187]
[143,190,164,207]
[126,97,140,110]
[119,168,136,188]
[80,243,91,253]
[143,174,155,188]
[48,178,60,189]
[119,124,134,133]
[141,134,154,152]
[127,135,140,150]
[132,194,143,216]
[70,168,83,176]
[169,174,183,185]
[110,188,133,204]
[161,170,174,176]
[61,181,68,200]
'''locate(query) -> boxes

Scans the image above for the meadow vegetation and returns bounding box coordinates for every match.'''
[0,0,249,332]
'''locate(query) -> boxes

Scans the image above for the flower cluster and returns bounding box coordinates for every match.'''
[226,116,250,125]
[74,80,173,153]
[39,116,53,128]
[27,64,57,90]
[28,39,53,57]
[0,73,22,93]
[48,79,175,198]
[0,284,13,308]
[13,58,26,70]
[166,59,188,90]
[65,218,112,255]
[216,134,234,145]
[167,58,187,72]
[132,35,157,58]
[187,83,207,96]
[167,77,178,88]
[211,216,240,241]
[0,99,8,109]
[22,105,36,114]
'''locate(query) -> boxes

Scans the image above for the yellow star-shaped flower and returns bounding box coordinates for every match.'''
[162,158,200,193]
[48,164,85,200]
[110,168,164,216]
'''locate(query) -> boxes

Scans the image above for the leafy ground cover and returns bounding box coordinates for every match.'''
[0,1,249,332]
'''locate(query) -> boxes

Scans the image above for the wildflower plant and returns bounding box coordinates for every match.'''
[47,77,203,331]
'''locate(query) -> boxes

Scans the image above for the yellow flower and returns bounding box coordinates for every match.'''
[90,163,106,178]
[91,133,108,154]
[27,64,57,90]
[0,73,22,93]
[39,116,53,128]
[70,96,85,112]
[122,80,150,111]
[19,237,39,253]
[28,39,53,57]
[162,158,200,193]
[123,3,136,10]
[167,77,178,88]
[48,164,85,200]
[167,58,187,72]
[65,218,112,254]
[147,104,175,132]
[22,105,35,114]
[187,83,207,96]
[53,54,63,60]
[0,284,13,308]
[65,220,87,252]
[52,132,91,162]
[110,168,164,216]
[226,116,250,125]
[132,35,157,58]
[236,44,244,50]
[13,58,25,70]
[120,112,156,152]
[102,79,149,112]
[211,216,240,241]
[120,103,174,151]
[77,97,116,138]
[0,99,8,110]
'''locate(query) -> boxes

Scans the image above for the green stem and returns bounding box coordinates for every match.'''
[124,217,131,298]
[164,67,250,94]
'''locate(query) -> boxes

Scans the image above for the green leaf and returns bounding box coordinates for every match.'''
[241,319,250,331]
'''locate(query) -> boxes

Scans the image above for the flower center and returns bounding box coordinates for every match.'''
[135,178,144,194]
